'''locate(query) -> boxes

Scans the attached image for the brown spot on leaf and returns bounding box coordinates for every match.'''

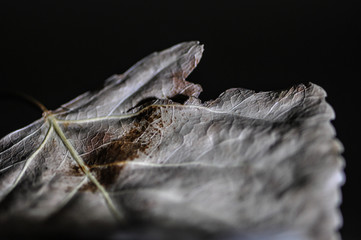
[79,181,97,192]
[85,107,161,166]
[68,165,84,177]
[92,165,124,188]
[77,106,163,191]
[85,130,146,166]
[80,166,124,192]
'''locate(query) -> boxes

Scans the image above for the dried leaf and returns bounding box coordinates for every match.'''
[0,42,344,240]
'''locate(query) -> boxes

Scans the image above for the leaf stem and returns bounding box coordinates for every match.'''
[6,91,49,113]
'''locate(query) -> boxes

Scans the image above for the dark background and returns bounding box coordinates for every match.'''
[0,0,359,239]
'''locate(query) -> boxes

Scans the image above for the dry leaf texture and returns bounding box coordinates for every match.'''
[0,42,344,240]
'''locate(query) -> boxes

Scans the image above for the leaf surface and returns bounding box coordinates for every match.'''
[0,42,344,240]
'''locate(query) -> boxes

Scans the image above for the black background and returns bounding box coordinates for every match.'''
[0,0,359,239]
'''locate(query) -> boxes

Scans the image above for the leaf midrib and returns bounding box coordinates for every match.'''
[48,114,123,221]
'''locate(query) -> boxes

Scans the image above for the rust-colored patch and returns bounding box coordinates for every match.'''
[85,107,161,166]
[68,164,84,177]
[76,106,163,191]
[80,165,125,191]
[93,165,124,187]
[79,181,97,192]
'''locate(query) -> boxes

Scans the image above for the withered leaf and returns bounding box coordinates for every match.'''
[0,42,344,240]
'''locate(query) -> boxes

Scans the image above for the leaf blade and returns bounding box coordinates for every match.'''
[0,42,344,240]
